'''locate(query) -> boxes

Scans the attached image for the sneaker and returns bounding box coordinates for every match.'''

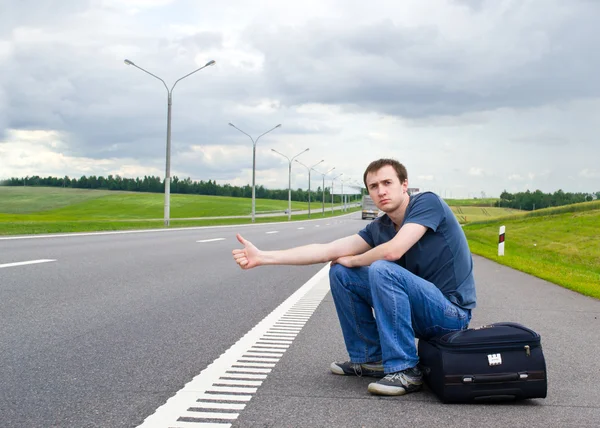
[367,366,423,396]
[330,361,385,378]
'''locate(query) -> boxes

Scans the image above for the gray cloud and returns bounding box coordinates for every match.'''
[510,133,569,147]
[246,3,600,117]
[2,0,600,196]
[0,0,89,37]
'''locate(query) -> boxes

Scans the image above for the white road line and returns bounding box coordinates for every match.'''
[237,357,280,362]
[221,374,267,380]
[136,263,331,428]
[232,362,276,367]
[244,352,284,358]
[180,411,239,420]
[198,393,252,402]
[0,211,359,241]
[297,227,305,230]
[214,379,263,387]
[226,368,271,374]
[170,419,233,428]
[207,386,258,394]
[0,259,56,269]
[196,238,226,243]
[265,231,279,234]
[192,402,246,410]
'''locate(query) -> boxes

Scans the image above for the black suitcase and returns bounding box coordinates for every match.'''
[418,322,547,403]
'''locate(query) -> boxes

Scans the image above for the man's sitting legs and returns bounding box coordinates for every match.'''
[329,264,382,369]
[329,261,470,396]
[366,260,470,395]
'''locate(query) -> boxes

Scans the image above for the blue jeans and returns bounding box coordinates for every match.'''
[329,260,471,373]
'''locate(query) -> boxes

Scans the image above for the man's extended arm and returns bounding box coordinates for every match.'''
[334,223,427,268]
[233,233,372,269]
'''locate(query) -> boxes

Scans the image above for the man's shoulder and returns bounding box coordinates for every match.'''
[411,191,441,204]
[406,192,445,214]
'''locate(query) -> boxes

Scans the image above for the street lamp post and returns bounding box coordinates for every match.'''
[295,159,324,218]
[313,167,335,216]
[124,58,215,227]
[354,181,364,205]
[341,178,351,211]
[331,173,343,214]
[271,148,310,220]
[229,123,281,222]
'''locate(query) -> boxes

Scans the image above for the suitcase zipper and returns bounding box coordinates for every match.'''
[440,323,540,346]
[435,342,540,353]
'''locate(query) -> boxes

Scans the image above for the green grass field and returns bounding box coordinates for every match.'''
[443,198,499,207]
[451,206,523,223]
[0,187,121,214]
[0,187,354,234]
[463,200,600,299]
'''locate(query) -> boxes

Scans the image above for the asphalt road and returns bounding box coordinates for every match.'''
[0,214,361,427]
[2,213,599,427]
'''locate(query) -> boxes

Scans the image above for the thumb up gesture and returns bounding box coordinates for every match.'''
[232,233,261,269]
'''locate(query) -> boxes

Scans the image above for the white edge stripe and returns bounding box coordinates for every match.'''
[177,411,238,420]
[0,213,355,240]
[168,421,232,428]
[136,263,330,427]
[0,259,56,269]
[191,402,246,410]
[231,362,276,367]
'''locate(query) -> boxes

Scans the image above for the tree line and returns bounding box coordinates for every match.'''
[1,175,361,204]
[496,189,599,211]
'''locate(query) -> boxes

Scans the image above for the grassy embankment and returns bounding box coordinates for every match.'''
[450,206,523,223]
[0,187,357,235]
[463,200,600,299]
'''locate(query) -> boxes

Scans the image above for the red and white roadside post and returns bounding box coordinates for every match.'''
[498,225,506,256]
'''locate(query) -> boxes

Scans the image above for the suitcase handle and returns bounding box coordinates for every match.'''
[463,373,526,383]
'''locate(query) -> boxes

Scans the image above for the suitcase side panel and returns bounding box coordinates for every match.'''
[419,339,547,403]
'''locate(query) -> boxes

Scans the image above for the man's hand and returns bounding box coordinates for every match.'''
[331,255,355,268]
[232,233,261,269]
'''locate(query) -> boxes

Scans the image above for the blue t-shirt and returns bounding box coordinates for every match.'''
[358,192,476,310]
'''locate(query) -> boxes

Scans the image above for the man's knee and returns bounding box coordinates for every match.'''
[329,263,350,289]
[369,260,400,280]
[369,260,410,291]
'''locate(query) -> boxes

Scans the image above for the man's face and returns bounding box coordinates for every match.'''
[365,165,408,212]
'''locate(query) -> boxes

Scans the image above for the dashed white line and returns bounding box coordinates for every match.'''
[196,238,226,243]
[265,231,279,234]
[136,263,331,428]
[297,227,305,230]
[0,259,56,269]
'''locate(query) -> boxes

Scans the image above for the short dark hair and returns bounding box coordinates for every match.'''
[363,159,408,187]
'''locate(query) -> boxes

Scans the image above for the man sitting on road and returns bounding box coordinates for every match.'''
[232,158,476,396]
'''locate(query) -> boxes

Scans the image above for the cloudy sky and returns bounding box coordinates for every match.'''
[1,0,599,198]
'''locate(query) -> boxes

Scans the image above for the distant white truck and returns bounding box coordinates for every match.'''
[361,195,378,220]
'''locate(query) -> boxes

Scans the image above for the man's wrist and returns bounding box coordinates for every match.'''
[257,250,268,265]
